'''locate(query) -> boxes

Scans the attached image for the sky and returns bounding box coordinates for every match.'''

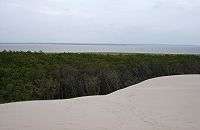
[0,0,200,45]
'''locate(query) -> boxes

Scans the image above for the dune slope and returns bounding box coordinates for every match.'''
[0,75,200,130]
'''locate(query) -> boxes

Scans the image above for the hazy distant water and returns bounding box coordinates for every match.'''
[0,43,200,54]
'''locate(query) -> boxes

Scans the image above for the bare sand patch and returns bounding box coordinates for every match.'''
[0,75,200,130]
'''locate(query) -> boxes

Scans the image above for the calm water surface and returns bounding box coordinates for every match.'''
[0,43,200,54]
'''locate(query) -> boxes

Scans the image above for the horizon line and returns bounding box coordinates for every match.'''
[0,43,200,46]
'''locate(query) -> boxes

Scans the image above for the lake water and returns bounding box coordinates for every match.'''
[0,43,200,54]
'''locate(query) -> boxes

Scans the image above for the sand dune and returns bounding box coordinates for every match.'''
[0,75,200,130]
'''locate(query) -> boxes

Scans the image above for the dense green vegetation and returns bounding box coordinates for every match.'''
[0,51,200,103]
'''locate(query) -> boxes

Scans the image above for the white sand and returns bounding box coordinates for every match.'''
[0,75,200,130]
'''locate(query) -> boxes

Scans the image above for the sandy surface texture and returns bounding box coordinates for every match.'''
[0,75,200,130]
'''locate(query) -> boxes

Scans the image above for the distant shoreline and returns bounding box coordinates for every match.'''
[0,51,199,56]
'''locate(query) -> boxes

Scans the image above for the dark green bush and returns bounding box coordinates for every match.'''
[0,51,200,103]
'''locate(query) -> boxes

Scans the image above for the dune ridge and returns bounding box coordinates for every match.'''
[0,75,200,130]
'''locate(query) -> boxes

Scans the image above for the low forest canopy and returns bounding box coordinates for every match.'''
[0,51,200,103]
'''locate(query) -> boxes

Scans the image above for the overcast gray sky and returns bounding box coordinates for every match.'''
[0,0,200,44]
